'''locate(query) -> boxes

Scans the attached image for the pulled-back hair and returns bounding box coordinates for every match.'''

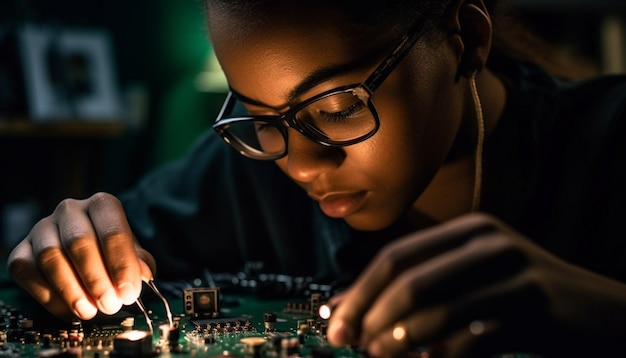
[205,0,576,78]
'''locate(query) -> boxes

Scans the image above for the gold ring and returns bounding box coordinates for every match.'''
[469,320,485,335]
[392,324,407,342]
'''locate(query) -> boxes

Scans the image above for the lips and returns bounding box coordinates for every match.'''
[313,191,366,218]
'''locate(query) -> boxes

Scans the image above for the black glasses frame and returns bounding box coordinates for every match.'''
[213,16,428,160]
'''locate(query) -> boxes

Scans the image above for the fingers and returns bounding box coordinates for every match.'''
[328,214,505,347]
[136,247,157,281]
[358,309,506,357]
[7,192,151,321]
[361,271,546,357]
[58,194,144,314]
[327,213,547,357]
[7,237,82,320]
[378,318,528,358]
[360,228,526,339]
[364,304,450,357]
[433,319,503,358]
[54,201,121,316]
[85,194,143,305]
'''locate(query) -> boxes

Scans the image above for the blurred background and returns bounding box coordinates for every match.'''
[0,0,624,252]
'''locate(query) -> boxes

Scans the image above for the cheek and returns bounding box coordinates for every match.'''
[377,61,461,159]
[363,45,464,195]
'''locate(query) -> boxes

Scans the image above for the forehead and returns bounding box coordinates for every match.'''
[207,3,398,106]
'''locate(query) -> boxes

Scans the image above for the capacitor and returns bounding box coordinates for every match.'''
[71,318,84,341]
[240,336,266,357]
[121,317,135,331]
[113,330,153,357]
[263,312,277,331]
[159,323,180,348]
[68,329,82,347]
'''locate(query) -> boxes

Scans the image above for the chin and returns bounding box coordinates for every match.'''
[343,212,397,232]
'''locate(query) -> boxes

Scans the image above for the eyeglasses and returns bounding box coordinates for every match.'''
[213,16,428,160]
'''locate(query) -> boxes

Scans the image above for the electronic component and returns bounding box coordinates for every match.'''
[0,283,361,358]
[113,330,153,357]
[318,303,332,320]
[183,287,220,318]
[263,312,277,332]
[240,336,266,357]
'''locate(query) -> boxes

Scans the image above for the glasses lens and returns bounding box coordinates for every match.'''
[222,120,285,158]
[295,91,376,142]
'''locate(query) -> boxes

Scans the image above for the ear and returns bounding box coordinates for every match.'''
[446,0,492,78]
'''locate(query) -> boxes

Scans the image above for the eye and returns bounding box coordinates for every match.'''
[254,122,274,132]
[319,101,367,122]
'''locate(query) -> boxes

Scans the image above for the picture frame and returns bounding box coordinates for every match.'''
[18,24,122,122]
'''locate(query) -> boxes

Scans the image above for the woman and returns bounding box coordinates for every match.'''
[8,0,626,356]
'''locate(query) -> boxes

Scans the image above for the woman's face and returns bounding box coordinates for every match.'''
[208,4,467,231]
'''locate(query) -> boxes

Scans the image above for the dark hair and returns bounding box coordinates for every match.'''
[204,0,577,78]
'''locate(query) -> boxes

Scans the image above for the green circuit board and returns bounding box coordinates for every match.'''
[0,284,362,358]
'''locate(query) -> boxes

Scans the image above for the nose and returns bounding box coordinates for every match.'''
[284,128,345,183]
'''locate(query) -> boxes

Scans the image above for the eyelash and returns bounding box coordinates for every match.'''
[319,101,366,122]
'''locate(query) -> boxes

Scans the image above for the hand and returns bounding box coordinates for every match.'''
[326,213,626,357]
[6,192,156,321]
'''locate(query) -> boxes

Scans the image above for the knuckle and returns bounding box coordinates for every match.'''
[467,232,529,273]
[109,253,134,270]
[100,232,132,252]
[34,216,56,231]
[82,274,111,291]
[462,212,504,233]
[88,192,121,210]
[394,274,420,305]
[36,246,66,271]
[102,230,128,243]
[65,235,94,255]
[7,256,31,281]
[53,198,81,215]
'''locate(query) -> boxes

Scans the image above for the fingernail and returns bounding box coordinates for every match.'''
[328,319,353,345]
[98,289,122,314]
[118,282,137,305]
[74,298,97,318]
[367,340,384,357]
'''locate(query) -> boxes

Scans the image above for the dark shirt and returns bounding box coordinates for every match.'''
[120,59,626,285]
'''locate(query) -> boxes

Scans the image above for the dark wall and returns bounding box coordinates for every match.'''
[0,0,225,250]
[0,0,623,250]
[0,0,225,191]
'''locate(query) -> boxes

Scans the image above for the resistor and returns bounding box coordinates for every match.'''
[71,318,84,342]
[263,312,277,332]
[121,317,135,331]
[240,337,266,357]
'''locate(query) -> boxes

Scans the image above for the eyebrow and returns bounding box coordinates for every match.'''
[230,50,380,110]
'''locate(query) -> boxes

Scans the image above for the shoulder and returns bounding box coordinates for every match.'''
[495,57,626,119]
[555,74,626,131]
[498,59,626,148]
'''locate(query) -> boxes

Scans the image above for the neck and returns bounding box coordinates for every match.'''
[411,69,506,224]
